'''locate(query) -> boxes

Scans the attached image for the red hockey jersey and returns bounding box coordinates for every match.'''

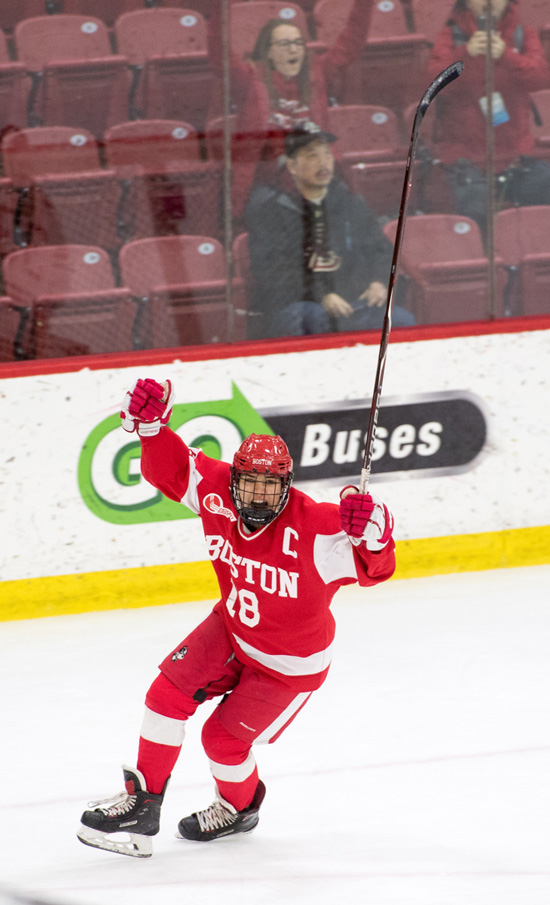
[141,429,395,691]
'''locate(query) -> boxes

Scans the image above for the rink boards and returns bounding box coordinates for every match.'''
[1,319,549,620]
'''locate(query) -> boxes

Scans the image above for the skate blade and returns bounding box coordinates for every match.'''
[77,824,153,858]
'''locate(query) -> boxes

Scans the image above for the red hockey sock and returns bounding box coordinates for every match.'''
[137,673,199,795]
[216,767,260,812]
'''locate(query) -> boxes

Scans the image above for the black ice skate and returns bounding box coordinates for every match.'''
[77,765,169,858]
[177,780,266,842]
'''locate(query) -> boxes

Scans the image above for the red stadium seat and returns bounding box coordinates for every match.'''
[327,103,411,214]
[2,245,136,359]
[0,297,21,362]
[494,205,550,316]
[114,8,213,131]
[383,214,506,323]
[14,16,131,135]
[313,0,428,108]
[0,29,30,135]
[0,0,48,34]
[228,3,310,60]
[119,235,243,347]
[2,126,123,251]
[104,119,222,239]
[62,0,145,29]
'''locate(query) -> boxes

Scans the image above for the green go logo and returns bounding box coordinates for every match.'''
[78,384,274,525]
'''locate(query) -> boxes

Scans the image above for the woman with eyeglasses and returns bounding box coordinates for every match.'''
[208,0,374,221]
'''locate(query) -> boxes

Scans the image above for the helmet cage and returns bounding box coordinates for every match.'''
[230,434,293,528]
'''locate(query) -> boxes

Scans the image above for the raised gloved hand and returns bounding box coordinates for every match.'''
[339,486,394,551]
[120,378,174,436]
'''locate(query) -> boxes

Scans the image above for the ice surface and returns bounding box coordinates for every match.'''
[1,566,549,905]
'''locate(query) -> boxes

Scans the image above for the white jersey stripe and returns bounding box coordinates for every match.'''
[254,692,312,745]
[140,706,186,747]
[232,633,334,676]
[208,751,257,783]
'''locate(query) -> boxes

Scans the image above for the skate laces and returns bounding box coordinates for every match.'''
[87,790,137,817]
[196,800,238,833]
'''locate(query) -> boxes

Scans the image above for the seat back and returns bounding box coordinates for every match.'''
[229,2,309,60]
[15,15,113,69]
[327,104,400,159]
[120,235,229,347]
[384,214,485,274]
[104,119,202,169]
[495,205,550,266]
[2,126,100,184]
[314,0,409,44]
[495,205,550,315]
[120,235,226,296]
[2,245,134,357]
[115,8,208,65]
[4,245,117,301]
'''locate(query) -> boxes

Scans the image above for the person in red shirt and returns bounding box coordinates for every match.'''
[77,377,395,857]
[427,0,550,231]
[208,0,375,220]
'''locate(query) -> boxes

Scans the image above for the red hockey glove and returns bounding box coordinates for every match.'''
[339,486,394,551]
[121,378,175,436]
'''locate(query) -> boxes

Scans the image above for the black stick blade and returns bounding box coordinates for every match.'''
[419,60,464,116]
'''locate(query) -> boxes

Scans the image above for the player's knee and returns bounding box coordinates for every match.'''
[145,672,198,721]
[201,708,250,763]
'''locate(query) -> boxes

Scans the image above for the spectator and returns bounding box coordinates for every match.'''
[427,0,550,230]
[245,123,416,339]
[208,0,375,220]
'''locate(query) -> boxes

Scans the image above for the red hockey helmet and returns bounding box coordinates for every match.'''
[230,434,294,528]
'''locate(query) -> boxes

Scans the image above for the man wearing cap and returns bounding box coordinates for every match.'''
[245,123,415,339]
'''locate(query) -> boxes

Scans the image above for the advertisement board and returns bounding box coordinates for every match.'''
[1,323,549,619]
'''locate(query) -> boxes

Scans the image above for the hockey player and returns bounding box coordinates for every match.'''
[77,378,396,857]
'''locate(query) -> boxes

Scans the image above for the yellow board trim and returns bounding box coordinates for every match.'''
[1,526,549,622]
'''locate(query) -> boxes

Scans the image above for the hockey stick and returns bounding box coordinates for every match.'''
[359,60,464,494]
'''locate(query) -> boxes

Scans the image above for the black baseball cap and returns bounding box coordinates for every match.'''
[285,122,338,158]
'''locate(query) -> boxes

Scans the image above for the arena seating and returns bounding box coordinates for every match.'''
[2,126,123,252]
[327,103,413,214]
[2,244,136,358]
[494,205,550,316]
[114,8,213,130]
[119,235,246,348]
[383,214,506,323]
[14,15,131,135]
[313,0,428,109]
[104,119,222,239]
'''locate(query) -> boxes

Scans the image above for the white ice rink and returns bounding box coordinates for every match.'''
[1,565,549,905]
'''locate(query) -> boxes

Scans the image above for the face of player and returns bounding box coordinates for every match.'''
[286,140,335,195]
[466,0,508,21]
[237,473,284,513]
[268,23,306,79]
